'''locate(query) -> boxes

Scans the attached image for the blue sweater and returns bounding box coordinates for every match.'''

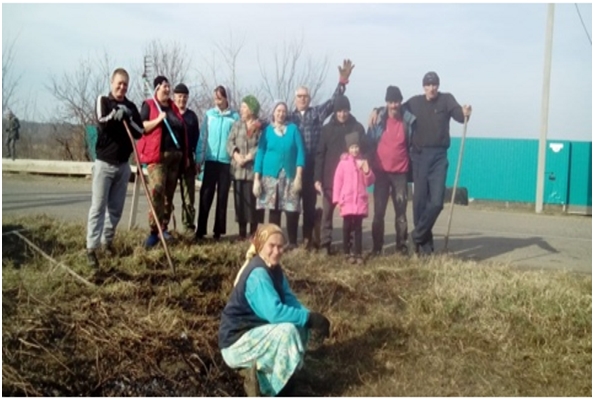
[218,256,309,349]
[196,107,239,164]
[254,123,305,181]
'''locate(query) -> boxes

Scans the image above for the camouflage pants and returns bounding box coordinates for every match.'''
[178,158,196,230]
[147,151,182,232]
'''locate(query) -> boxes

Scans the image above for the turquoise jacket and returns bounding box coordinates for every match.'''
[254,123,305,181]
[196,107,240,164]
[245,267,309,326]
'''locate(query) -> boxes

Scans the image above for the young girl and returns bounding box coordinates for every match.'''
[332,132,375,264]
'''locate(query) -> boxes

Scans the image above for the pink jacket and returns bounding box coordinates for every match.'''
[332,154,376,217]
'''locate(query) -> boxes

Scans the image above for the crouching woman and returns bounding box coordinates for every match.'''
[218,223,330,396]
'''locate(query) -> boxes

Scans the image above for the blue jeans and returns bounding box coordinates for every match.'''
[410,147,448,252]
[86,159,131,250]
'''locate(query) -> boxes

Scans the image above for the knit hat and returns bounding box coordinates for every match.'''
[333,95,351,113]
[422,71,440,86]
[385,86,403,103]
[153,75,169,89]
[344,131,360,149]
[242,95,261,117]
[173,83,189,94]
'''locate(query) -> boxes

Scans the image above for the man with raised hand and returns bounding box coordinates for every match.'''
[289,59,355,250]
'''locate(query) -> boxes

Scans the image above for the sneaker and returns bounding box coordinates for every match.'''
[355,256,364,266]
[144,232,160,249]
[415,241,434,257]
[161,230,174,242]
[302,238,315,251]
[371,249,382,257]
[321,245,333,256]
[86,250,99,268]
[102,243,115,257]
[240,363,260,397]
[396,244,409,256]
[347,255,356,264]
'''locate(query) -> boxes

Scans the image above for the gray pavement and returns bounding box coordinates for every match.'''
[2,173,591,274]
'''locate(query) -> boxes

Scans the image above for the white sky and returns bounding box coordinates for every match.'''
[2,2,593,141]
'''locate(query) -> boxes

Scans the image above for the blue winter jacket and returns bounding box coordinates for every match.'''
[254,123,305,181]
[196,107,239,164]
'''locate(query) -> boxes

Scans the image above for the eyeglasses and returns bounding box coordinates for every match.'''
[296,94,309,98]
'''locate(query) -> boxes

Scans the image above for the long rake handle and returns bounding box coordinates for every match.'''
[443,116,469,251]
[123,120,176,275]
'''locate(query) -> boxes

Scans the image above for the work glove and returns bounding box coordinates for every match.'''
[338,59,355,84]
[307,312,330,338]
[113,108,125,121]
[252,179,262,198]
[117,104,133,117]
[291,175,302,196]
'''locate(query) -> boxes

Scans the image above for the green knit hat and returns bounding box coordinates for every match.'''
[242,95,260,117]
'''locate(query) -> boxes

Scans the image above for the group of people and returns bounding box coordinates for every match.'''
[84,62,471,396]
[85,62,472,268]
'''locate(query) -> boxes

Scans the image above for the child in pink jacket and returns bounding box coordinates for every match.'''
[333,132,375,264]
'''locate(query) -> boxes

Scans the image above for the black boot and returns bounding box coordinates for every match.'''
[238,223,247,240]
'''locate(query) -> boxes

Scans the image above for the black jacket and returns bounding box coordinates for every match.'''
[315,114,367,189]
[95,93,143,164]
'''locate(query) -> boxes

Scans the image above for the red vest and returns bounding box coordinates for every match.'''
[138,98,188,164]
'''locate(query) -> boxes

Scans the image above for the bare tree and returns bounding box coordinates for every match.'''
[192,33,249,118]
[2,34,23,113]
[143,40,191,90]
[191,32,275,121]
[257,36,330,109]
[46,51,114,161]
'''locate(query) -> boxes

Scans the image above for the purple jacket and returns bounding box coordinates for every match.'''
[332,154,375,217]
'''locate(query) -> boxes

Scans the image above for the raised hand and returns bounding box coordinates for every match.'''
[338,59,355,82]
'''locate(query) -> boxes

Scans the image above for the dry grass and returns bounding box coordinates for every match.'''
[2,215,591,396]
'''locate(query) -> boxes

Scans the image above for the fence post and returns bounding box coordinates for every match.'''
[128,169,141,229]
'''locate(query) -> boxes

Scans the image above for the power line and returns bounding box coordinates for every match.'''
[574,3,592,45]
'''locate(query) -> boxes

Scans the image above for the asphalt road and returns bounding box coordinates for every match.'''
[2,173,591,274]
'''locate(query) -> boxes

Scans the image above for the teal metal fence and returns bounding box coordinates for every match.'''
[446,138,592,207]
